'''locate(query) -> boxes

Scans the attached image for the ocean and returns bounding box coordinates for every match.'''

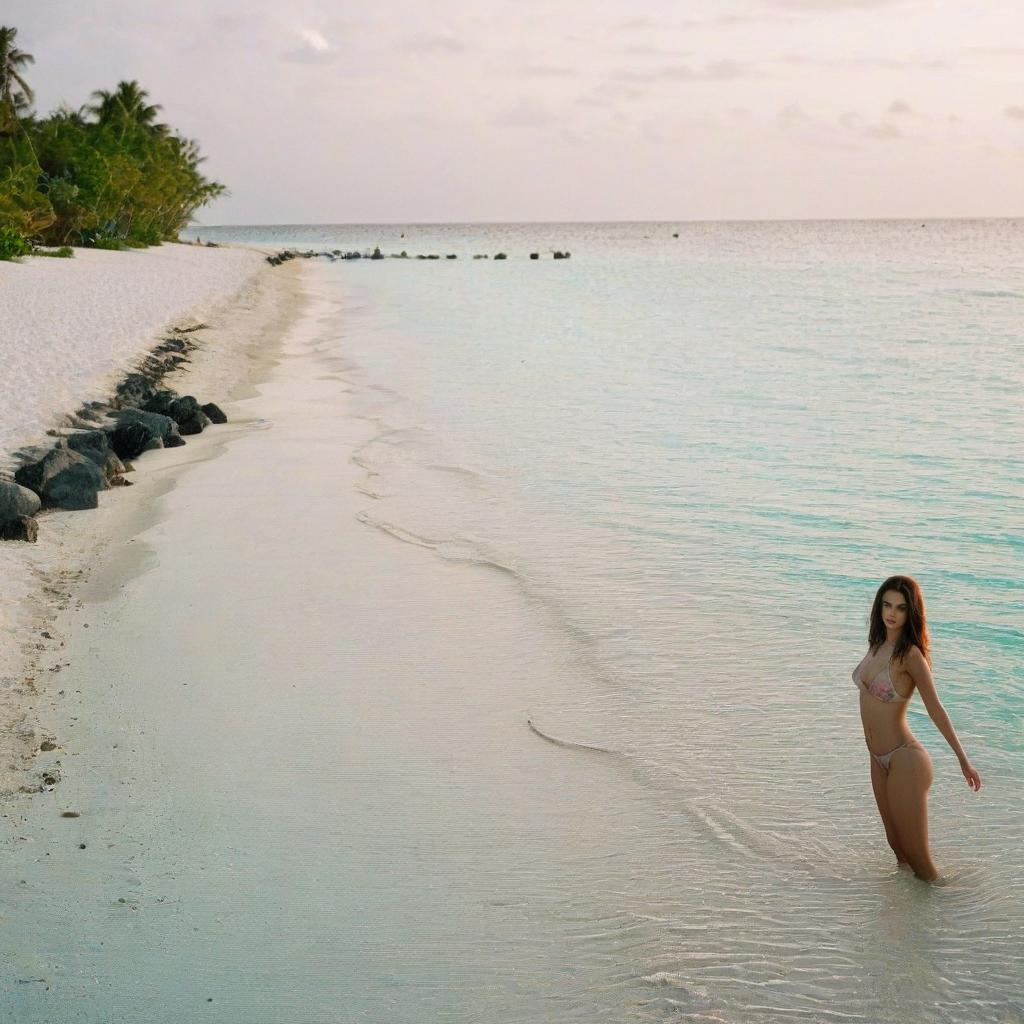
[175,220,1022,1022]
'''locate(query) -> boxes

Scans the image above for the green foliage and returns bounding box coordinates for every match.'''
[0,27,226,248]
[91,235,127,250]
[31,244,73,257]
[0,223,30,259]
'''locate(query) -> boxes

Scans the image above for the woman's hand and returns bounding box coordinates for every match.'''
[961,760,982,792]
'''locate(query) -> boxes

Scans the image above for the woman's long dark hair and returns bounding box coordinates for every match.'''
[869,575,931,665]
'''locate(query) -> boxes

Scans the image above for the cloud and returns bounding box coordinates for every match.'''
[780,54,946,70]
[298,28,330,52]
[490,97,560,128]
[515,65,577,79]
[621,44,693,58]
[862,121,902,140]
[964,47,1024,56]
[767,0,905,8]
[611,17,658,31]
[281,26,340,64]
[575,80,648,108]
[1005,106,1024,120]
[777,103,813,132]
[402,28,465,54]
[611,60,757,83]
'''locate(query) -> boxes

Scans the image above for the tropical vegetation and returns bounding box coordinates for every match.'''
[0,25,225,258]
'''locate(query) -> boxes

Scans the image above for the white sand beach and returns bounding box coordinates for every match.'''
[0,244,276,797]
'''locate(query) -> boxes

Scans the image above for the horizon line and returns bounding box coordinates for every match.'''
[186,214,1024,229]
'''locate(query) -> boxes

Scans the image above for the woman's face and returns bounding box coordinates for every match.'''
[881,589,909,633]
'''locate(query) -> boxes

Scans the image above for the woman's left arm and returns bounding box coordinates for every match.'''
[907,647,982,792]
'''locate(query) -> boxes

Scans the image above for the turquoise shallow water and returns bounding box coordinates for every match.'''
[181,220,1023,1021]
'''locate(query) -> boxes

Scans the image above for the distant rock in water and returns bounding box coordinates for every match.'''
[553,251,571,260]
[530,253,539,260]
[446,254,457,259]
[494,253,508,260]
[371,247,384,261]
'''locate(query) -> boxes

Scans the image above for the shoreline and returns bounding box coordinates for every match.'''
[0,251,308,798]
[0,258,644,1018]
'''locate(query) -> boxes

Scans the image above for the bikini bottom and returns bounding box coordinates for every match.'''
[871,740,923,774]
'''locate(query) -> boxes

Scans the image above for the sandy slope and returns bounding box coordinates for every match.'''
[0,247,295,797]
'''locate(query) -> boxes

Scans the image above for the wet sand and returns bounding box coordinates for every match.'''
[0,261,638,1021]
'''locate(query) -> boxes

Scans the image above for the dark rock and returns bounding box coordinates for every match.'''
[113,408,182,444]
[494,253,507,260]
[115,374,157,410]
[553,251,571,259]
[14,443,107,510]
[446,254,457,259]
[0,479,41,521]
[65,431,126,483]
[157,337,189,354]
[141,390,178,417]
[0,515,38,542]
[169,396,202,425]
[177,410,212,436]
[530,253,539,260]
[473,254,489,259]
[107,421,153,461]
[200,402,227,424]
[164,434,186,448]
[370,247,384,260]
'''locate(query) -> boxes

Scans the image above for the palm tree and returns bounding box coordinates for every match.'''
[87,80,167,139]
[0,25,34,133]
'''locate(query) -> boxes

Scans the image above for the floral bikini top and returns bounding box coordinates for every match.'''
[852,656,910,703]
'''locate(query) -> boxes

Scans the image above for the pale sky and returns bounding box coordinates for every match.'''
[7,0,1024,223]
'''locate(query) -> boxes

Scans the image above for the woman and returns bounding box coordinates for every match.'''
[852,575,981,880]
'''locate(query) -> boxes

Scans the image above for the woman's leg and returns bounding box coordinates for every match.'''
[870,757,909,865]
[886,745,938,881]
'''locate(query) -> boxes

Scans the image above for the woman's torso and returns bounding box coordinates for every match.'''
[853,646,917,754]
